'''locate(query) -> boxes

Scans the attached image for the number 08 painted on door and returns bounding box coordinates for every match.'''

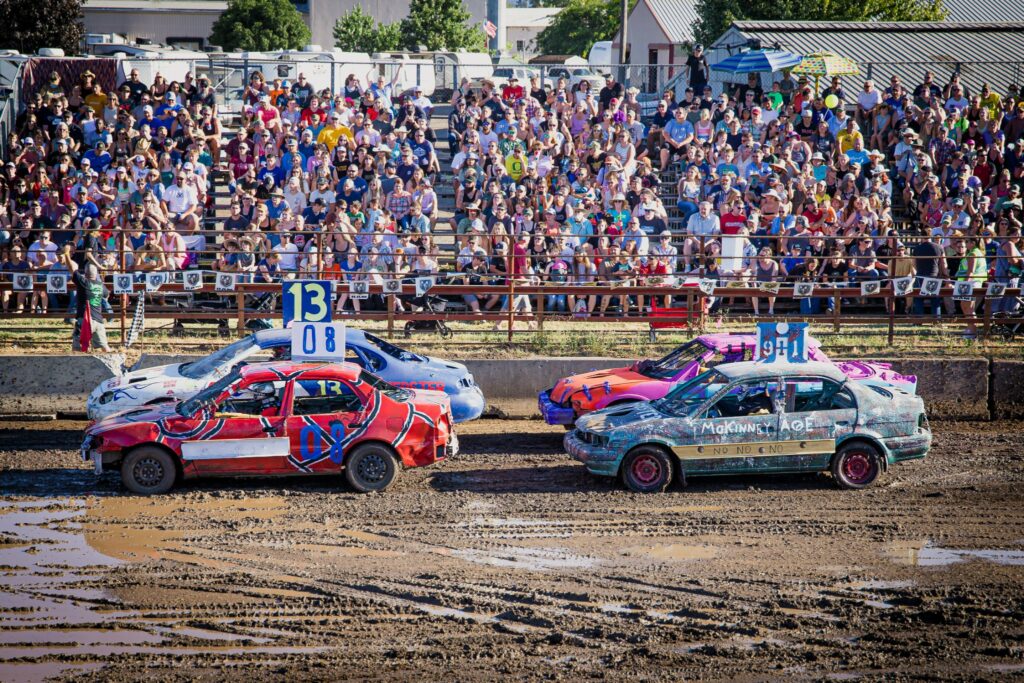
[283,280,332,325]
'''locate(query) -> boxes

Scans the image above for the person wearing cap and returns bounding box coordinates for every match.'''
[500,75,524,104]
[81,140,111,174]
[316,110,352,153]
[683,44,709,95]
[597,73,624,112]
[252,92,283,133]
[409,126,440,176]
[162,170,199,232]
[69,186,100,230]
[942,197,970,231]
[660,105,695,171]
[651,228,678,272]
[634,202,665,237]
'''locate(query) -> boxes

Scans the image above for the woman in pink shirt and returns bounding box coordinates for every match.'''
[159,226,187,270]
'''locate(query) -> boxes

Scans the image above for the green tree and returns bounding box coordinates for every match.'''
[400,0,487,52]
[333,7,401,53]
[1,0,85,55]
[209,0,311,52]
[694,0,947,48]
[535,0,631,57]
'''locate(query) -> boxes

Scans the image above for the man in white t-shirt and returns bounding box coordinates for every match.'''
[28,229,59,264]
[161,171,199,232]
[273,232,300,272]
[856,80,881,133]
[308,176,336,208]
[457,236,486,269]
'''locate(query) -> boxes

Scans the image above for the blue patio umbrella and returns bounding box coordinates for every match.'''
[710,49,803,75]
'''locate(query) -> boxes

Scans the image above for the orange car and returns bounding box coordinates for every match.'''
[538,333,916,426]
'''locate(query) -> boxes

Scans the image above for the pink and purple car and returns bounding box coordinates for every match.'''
[538,333,917,426]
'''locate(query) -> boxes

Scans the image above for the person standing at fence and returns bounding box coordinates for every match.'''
[911,231,947,317]
[993,227,1022,314]
[956,236,987,338]
[71,262,110,353]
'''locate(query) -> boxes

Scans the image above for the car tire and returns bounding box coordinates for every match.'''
[831,442,882,490]
[121,446,177,495]
[620,446,673,493]
[345,443,398,493]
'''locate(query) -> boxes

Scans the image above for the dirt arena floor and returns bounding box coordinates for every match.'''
[1,418,1022,682]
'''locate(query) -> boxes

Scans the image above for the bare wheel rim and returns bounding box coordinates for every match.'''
[133,456,165,488]
[842,451,873,484]
[631,454,662,485]
[356,453,388,484]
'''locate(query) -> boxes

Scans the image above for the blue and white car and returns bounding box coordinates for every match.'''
[87,328,485,423]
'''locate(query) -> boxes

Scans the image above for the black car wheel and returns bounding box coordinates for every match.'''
[121,446,177,495]
[620,446,674,493]
[345,444,398,493]
[831,442,882,490]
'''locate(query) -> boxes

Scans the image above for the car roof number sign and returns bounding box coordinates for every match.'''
[283,280,332,325]
[292,322,346,362]
[755,322,808,363]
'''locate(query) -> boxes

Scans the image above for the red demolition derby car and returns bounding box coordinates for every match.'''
[81,361,458,494]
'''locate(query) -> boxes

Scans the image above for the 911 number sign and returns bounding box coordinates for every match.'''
[283,280,332,325]
[291,322,346,362]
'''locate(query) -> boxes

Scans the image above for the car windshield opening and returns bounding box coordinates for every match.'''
[359,370,412,402]
[176,368,242,417]
[635,341,708,380]
[363,332,423,363]
[652,369,726,417]
[179,336,259,379]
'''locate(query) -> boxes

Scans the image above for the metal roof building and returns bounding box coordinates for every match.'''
[612,0,699,92]
[943,0,1024,22]
[707,21,1024,95]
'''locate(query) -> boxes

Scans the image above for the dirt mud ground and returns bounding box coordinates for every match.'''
[1,418,1022,682]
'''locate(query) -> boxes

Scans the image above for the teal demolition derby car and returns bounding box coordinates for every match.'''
[564,361,931,493]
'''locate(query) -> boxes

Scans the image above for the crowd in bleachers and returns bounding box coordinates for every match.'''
[2,53,1024,335]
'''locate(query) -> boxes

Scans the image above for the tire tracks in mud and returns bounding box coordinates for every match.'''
[1,419,1023,680]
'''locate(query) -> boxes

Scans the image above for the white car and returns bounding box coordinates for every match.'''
[468,66,540,92]
[86,333,282,422]
[544,66,605,93]
[86,328,486,423]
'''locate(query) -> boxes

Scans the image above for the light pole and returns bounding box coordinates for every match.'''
[618,0,628,83]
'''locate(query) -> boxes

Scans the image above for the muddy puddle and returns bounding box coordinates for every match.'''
[0,495,334,676]
[450,545,598,571]
[620,543,717,562]
[884,541,1024,567]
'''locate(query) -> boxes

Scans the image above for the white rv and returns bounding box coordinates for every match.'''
[588,41,613,75]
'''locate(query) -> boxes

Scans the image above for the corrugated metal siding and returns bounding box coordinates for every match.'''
[944,0,1024,23]
[711,23,1024,94]
[84,9,220,44]
[645,0,699,45]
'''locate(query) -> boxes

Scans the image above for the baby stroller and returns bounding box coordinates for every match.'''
[171,291,277,338]
[991,300,1024,341]
[404,295,454,339]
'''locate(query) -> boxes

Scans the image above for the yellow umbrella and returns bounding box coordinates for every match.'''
[792,51,860,95]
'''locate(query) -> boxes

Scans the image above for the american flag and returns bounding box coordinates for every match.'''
[483,20,497,39]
